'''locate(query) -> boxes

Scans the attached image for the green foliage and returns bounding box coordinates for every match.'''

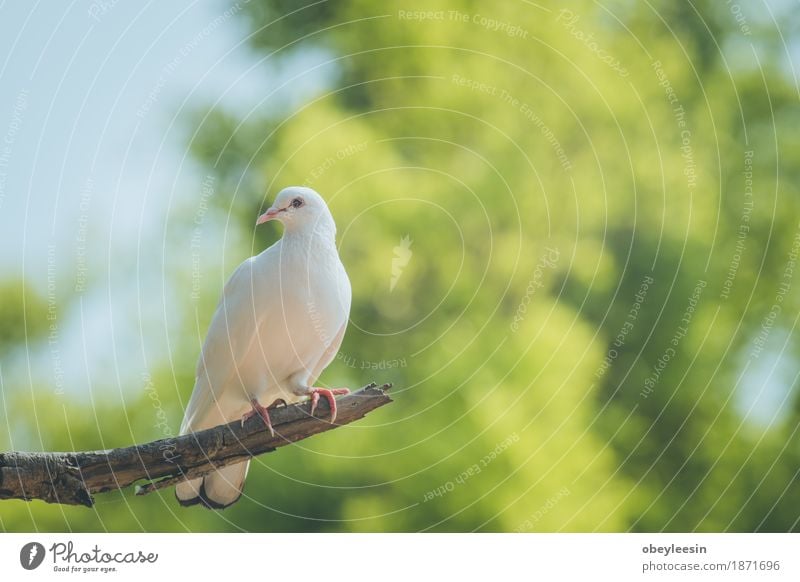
[0,281,48,356]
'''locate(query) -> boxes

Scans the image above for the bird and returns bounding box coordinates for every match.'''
[175,186,352,509]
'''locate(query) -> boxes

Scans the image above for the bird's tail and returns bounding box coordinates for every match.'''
[175,460,250,509]
[175,376,250,509]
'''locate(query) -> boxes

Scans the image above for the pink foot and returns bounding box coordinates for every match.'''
[309,388,350,423]
[241,398,274,436]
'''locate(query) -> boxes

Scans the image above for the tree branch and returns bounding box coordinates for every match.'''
[0,383,392,508]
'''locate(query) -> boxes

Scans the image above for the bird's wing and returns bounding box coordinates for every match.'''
[307,320,348,387]
[307,265,351,386]
[180,257,265,433]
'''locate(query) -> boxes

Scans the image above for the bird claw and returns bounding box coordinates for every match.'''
[241,398,275,436]
[309,388,350,423]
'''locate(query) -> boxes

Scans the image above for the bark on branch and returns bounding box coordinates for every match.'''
[0,383,392,508]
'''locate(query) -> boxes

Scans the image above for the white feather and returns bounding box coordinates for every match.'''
[176,187,351,508]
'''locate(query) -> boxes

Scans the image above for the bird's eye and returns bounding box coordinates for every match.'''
[291,197,303,208]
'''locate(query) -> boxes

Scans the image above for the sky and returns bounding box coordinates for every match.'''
[0,0,328,403]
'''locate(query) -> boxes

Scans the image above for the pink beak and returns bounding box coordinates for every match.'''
[256,207,282,225]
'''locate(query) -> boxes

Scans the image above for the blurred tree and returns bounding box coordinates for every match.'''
[0,282,48,356]
[2,0,798,532]
[186,0,799,532]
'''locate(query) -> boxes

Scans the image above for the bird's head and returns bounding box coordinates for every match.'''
[256,186,336,237]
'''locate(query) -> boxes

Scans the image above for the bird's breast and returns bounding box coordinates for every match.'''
[245,249,349,385]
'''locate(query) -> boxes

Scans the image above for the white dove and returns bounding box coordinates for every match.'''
[175,186,352,509]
